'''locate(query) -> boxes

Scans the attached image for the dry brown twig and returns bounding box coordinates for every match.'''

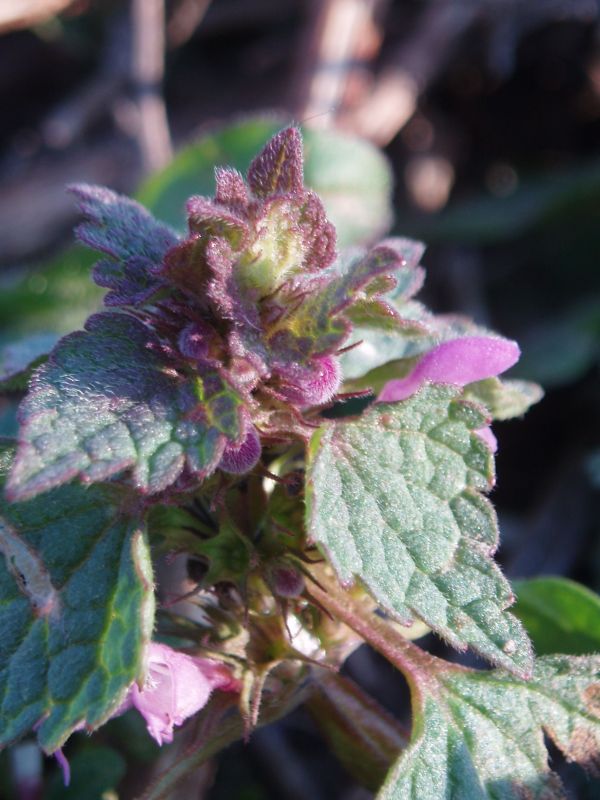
[131,0,173,172]
[293,0,384,127]
[339,0,481,145]
[292,0,480,146]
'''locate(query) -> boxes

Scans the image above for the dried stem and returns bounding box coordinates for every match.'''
[340,0,480,144]
[293,0,383,126]
[131,0,173,172]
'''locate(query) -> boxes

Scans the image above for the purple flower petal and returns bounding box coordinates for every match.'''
[377,336,520,403]
[54,748,71,787]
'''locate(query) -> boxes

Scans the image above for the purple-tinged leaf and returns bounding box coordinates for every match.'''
[6,314,247,501]
[205,237,259,328]
[343,241,425,335]
[69,185,179,307]
[162,233,259,332]
[236,195,307,297]
[186,195,250,250]
[214,167,249,209]
[275,356,341,407]
[297,190,337,273]
[274,239,420,360]
[234,189,336,300]
[162,236,209,298]
[219,426,261,474]
[247,127,303,198]
[345,298,413,333]
[193,363,248,446]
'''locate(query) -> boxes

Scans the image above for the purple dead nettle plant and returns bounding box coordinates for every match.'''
[2,127,600,799]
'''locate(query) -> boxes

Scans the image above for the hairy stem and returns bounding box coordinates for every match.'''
[306,570,439,689]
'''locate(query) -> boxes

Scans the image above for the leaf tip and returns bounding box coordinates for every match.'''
[247,126,304,198]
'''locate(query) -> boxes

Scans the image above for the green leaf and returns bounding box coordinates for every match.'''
[512,577,600,656]
[462,377,544,421]
[137,117,393,248]
[0,481,154,753]
[7,313,244,501]
[0,247,103,338]
[379,655,600,799]
[306,384,532,675]
[0,333,59,393]
[340,325,428,384]
[279,241,420,358]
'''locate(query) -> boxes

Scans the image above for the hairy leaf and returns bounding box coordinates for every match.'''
[379,655,600,799]
[463,377,544,421]
[70,185,179,307]
[137,117,393,248]
[7,314,245,501]
[276,240,421,360]
[247,126,304,198]
[0,479,154,753]
[306,384,532,675]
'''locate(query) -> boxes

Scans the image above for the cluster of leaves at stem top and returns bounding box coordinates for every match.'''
[5,127,425,502]
[2,126,567,791]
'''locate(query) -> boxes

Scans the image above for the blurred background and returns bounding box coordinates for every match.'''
[0,1,599,798]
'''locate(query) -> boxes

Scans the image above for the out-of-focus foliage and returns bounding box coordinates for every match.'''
[513,577,600,656]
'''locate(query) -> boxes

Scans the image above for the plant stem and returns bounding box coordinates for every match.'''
[306,571,439,689]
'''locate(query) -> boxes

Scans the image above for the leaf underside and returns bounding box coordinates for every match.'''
[463,377,544,421]
[379,655,600,800]
[306,384,532,675]
[0,480,153,753]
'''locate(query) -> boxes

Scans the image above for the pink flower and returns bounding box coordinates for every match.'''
[53,643,237,785]
[377,336,520,452]
[119,642,238,745]
[377,336,520,403]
